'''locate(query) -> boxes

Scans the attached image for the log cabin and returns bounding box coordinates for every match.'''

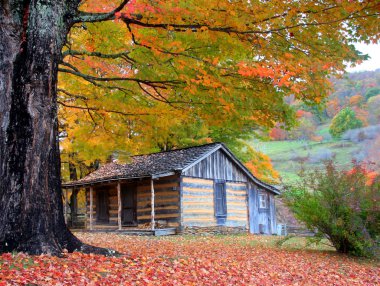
[62,143,280,235]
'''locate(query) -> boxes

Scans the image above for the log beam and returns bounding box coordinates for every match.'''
[117,182,122,230]
[151,178,155,230]
[89,187,93,230]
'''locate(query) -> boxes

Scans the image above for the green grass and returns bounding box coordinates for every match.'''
[250,138,362,184]
[155,234,336,252]
[274,236,335,251]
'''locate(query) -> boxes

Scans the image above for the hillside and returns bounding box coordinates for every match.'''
[253,137,361,183]
[253,70,380,184]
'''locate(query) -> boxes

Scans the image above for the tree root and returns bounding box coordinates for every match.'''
[7,229,121,257]
[78,243,122,257]
[65,230,122,257]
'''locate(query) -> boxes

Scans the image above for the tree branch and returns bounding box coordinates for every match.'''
[74,0,130,23]
[62,49,135,64]
[58,67,183,86]
[58,88,88,101]
[123,10,379,35]
[126,22,211,65]
[72,1,378,37]
[58,100,150,117]
[137,82,174,106]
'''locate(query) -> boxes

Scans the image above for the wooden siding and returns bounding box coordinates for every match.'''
[183,149,247,181]
[182,177,215,226]
[182,148,276,233]
[136,176,180,228]
[248,182,276,234]
[269,193,276,234]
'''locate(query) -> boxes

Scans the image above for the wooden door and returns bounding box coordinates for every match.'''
[122,185,136,225]
[97,190,109,223]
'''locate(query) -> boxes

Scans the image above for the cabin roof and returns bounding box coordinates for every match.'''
[62,142,280,194]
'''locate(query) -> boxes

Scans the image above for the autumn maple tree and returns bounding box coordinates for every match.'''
[329,107,363,138]
[0,0,379,255]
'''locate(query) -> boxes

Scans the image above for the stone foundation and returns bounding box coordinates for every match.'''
[181,226,247,235]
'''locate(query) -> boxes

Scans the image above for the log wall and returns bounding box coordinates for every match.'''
[136,176,180,228]
[181,177,215,226]
[182,147,275,234]
[85,176,181,229]
[85,185,118,228]
[225,182,248,228]
[181,177,248,228]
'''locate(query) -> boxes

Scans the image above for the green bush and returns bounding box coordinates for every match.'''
[329,107,363,139]
[283,162,380,257]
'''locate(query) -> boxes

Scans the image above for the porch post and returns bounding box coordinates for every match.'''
[151,178,155,231]
[89,187,94,230]
[117,182,122,230]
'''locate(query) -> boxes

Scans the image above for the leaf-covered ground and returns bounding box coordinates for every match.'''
[0,233,378,285]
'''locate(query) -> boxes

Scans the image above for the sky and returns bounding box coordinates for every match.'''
[346,43,380,73]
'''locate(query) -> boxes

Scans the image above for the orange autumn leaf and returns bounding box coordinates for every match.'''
[1,234,379,285]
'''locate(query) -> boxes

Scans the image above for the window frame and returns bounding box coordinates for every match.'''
[259,193,269,209]
[214,181,227,218]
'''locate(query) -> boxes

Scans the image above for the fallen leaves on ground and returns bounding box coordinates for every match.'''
[0,234,378,285]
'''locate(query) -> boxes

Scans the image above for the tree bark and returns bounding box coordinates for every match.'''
[0,0,114,256]
[68,157,78,227]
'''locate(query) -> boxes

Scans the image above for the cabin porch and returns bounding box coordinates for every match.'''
[62,175,181,232]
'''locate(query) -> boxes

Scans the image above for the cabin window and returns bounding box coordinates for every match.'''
[214,182,227,217]
[259,193,268,209]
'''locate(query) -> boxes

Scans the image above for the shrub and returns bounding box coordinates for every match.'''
[283,162,380,257]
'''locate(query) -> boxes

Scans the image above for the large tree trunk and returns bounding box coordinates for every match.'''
[0,1,112,256]
[68,156,78,227]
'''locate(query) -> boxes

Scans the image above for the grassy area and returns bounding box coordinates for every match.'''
[153,233,335,252]
[250,138,362,184]
[192,234,334,252]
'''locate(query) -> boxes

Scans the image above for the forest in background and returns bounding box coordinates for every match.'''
[253,69,380,183]
[61,70,380,185]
